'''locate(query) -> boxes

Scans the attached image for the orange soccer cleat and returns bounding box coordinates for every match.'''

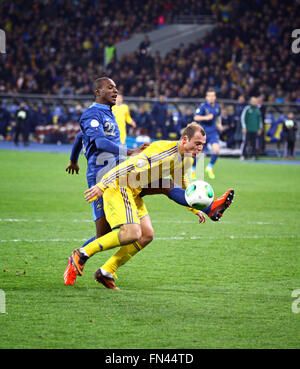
[208,189,234,221]
[94,268,120,290]
[63,258,77,285]
[63,248,89,285]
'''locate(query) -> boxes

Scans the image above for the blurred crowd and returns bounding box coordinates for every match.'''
[107,0,300,103]
[1,0,299,103]
[0,0,214,95]
[0,95,298,158]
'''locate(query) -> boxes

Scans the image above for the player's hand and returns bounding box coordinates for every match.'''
[65,161,80,174]
[131,120,137,128]
[128,143,150,156]
[84,185,103,203]
[196,211,206,224]
[206,113,214,120]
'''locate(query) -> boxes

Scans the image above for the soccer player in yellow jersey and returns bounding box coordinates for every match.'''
[64,122,234,289]
[112,93,136,144]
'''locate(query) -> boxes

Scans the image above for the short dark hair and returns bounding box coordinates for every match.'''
[181,122,206,140]
[206,87,216,94]
[93,77,110,91]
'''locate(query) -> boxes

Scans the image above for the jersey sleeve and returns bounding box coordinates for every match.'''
[195,104,206,116]
[82,109,127,155]
[70,132,83,162]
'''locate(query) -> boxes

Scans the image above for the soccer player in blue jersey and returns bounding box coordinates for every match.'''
[194,88,223,179]
[65,77,147,239]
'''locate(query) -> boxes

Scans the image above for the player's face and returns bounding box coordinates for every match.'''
[206,91,216,105]
[96,79,118,106]
[183,131,206,158]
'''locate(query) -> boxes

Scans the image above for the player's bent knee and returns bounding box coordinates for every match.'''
[119,224,142,243]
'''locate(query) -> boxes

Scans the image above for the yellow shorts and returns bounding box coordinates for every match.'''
[103,186,148,230]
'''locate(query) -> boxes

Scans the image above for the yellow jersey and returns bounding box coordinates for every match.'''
[112,103,134,144]
[98,140,198,214]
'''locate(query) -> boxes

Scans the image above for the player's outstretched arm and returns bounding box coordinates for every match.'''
[84,185,104,203]
[127,143,150,156]
[65,132,83,174]
[194,113,214,121]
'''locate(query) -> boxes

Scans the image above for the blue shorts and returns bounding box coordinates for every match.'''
[91,197,105,221]
[206,131,219,145]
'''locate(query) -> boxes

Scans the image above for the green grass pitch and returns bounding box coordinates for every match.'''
[0,149,300,349]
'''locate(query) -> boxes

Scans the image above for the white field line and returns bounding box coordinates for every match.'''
[0,235,298,243]
[0,218,286,225]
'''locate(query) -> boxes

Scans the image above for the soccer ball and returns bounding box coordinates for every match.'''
[185,180,214,210]
[17,110,27,119]
[285,119,294,128]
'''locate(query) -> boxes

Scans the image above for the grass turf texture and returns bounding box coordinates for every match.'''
[0,150,299,349]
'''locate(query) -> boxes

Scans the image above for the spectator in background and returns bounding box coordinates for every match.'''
[283,112,298,159]
[39,106,53,126]
[73,105,83,123]
[151,94,168,139]
[29,104,41,137]
[181,107,194,127]
[220,107,235,148]
[257,95,266,154]
[58,107,71,125]
[134,105,152,134]
[59,81,74,96]
[13,102,30,146]
[139,35,151,55]
[0,101,11,140]
[233,95,246,149]
[165,109,175,139]
[240,97,262,160]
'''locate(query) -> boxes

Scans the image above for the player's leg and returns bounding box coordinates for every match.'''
[82,188,142,257]
[250,132,257,159]
[205,134,220,179]
[290,140,295,158]
[140,178,174,197]
[13,124,20,146]
[95,196,153,289]
[64,187,141,286]
[97,215,154,286]
[142,178,234,221]
[242,132,250,159]
[284,140,288,158]
[284,141,292,158]
[95,214,111,238]
[64,197,111,285]
[141,178,192,207]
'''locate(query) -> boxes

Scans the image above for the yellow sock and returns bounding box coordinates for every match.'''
[83,229,120,257]
[101,241,143,275]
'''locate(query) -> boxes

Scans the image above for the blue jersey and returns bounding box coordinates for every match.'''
[79,103,123,187]
[195,101,221,133]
